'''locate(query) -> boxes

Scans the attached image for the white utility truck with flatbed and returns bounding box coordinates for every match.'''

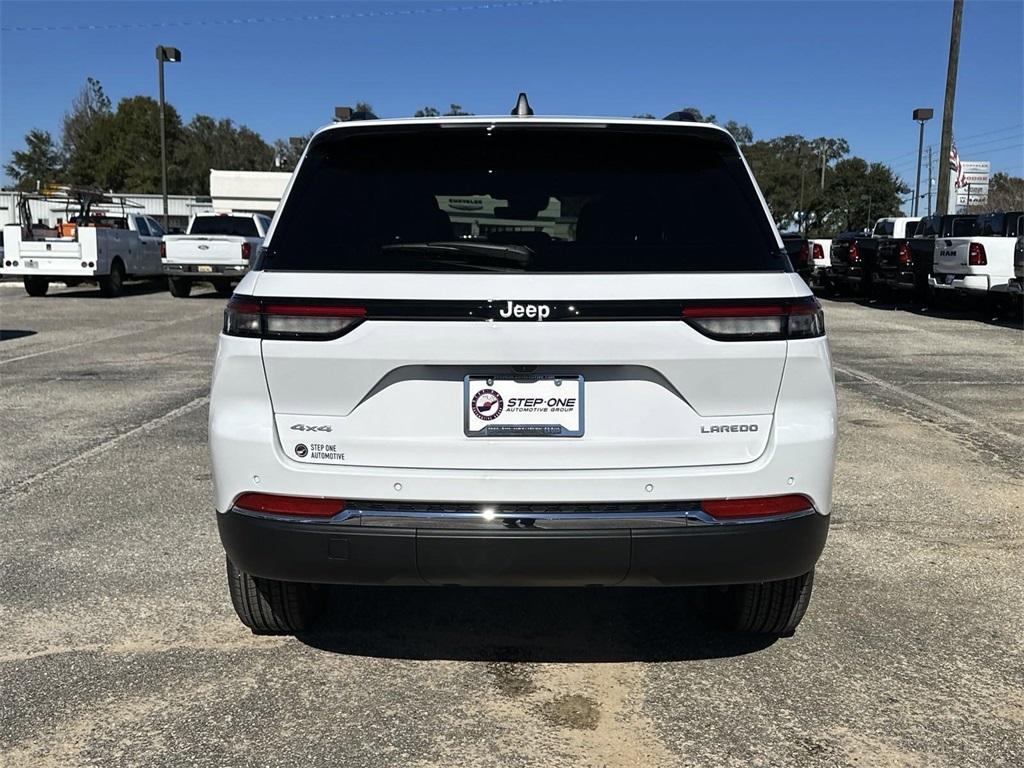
[163,212,270,297]
[0,189,165,297]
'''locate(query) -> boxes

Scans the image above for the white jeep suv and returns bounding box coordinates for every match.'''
[210,109,837,636]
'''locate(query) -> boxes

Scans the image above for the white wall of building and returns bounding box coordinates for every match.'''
[210,170,291,215]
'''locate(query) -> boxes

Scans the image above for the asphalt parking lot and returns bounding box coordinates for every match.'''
[1,281,1022,768]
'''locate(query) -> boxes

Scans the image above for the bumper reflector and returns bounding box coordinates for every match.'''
[233,492,346,517]
[700,494,813,519]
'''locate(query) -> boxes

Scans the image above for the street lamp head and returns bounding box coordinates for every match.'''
[912,107,933,122]
[156,45,182,63]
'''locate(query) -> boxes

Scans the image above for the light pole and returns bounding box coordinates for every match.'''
[156,45,182,231]
[912,108,933,216]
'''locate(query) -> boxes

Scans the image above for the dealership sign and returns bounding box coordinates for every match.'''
[956,160,989,207]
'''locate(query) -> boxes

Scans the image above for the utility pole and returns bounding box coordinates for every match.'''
[936,0,964,216]
[820,147,827,190]
[927,145,933,216]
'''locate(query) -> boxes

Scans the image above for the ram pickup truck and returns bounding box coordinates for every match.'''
[780,233,812,284]
[163,212,271,297]
[930,211,1024,305]
[1010,236,1024,298]
[1,212,165,297]
[808,237,832,290]
[829,217,921,297]
[875,214,977,302]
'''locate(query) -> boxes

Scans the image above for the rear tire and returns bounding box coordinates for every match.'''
[724,570,814,635]
[212,278,234,297]
[98,259,125,298]
[168,277,192,298]
[23,277,49,297]
[226,557,321,634]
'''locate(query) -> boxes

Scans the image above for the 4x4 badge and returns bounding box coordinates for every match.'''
[291,424,332,432]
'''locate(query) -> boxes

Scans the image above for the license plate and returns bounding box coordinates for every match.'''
[197,265,213,273]
[464,376,584,437]
[25,259,38,269]
[945,274,955,284]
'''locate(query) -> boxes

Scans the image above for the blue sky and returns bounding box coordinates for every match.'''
[2,0,1022,195]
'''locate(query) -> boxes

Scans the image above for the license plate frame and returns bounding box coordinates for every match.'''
[464,375,585,438]
[197,265,213,273]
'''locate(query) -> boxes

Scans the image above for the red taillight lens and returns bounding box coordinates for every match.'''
[898,242,911,266]
[701,494,814,520]
[160,242,166,260]
[224,296,366,339]
[812,243,824,260]
[849,242,860,262]
[969,243,986,266]
[682,298,824,340]
[241,242,252,260]
[234,492,345,518]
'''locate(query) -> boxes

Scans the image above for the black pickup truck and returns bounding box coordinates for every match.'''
[875,214,978,302]
[780,233,812,283]
[830,217,921,297]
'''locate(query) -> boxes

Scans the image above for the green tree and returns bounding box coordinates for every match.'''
[67,95,185,193]
[817,158,909,233]
[985,172,1024,212]
[61,77,112,161]
[272,132,313,171]
[4,129,64,191]
[675,107,754,145]
[179,116,275,194]
[415,104,473,117]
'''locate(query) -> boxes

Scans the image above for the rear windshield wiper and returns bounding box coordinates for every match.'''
[379,241,534,271]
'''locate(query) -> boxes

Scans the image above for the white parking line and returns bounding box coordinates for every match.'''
[0,395,210,497]
[835,363,1024,446]
[0,311,221,366]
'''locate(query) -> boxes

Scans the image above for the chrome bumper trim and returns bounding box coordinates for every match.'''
[231,504,818,530]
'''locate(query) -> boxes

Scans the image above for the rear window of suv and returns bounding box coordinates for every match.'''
[261,124,787,273]
[190,216,259,237]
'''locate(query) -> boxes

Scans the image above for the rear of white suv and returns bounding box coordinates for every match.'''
[210,116,837,636]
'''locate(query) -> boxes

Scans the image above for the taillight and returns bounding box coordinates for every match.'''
[812,243,824,261]
[682,297,824,340]
[160,242,166,260]
[849,242,860,262]
[898,242,911,266]
[241,242,252,260]
[234,492,345,518]
[969,243,986,266]
[701,494,814,520]
[224,296,366,340]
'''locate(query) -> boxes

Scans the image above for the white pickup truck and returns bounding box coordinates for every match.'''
[163,213,271,297]
[930,210,1024,306]
[1,212,166,297]
[808,237,832,289]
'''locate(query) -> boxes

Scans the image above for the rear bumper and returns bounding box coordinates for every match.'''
[218,507,829,587]
[875,269,918,291]
[929,274,989,294]
[830,266,864,283]
[164,262,248,278]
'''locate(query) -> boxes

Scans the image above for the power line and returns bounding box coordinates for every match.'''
[955,133,1024,153]
[0,0,561,33]
[878,122,1022,166]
